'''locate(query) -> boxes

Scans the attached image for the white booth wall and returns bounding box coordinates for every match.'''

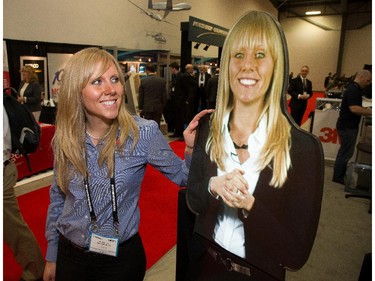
[4,0,372,92]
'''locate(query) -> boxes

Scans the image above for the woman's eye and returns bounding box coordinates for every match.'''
[255,51,266,59]
[111,76,120,83]
[92,79,102,85]
[234,53,244,59]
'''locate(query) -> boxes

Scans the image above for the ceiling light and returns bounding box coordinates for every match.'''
[305,10,321,15]
[194,43,200,49]
[203,45,210,51]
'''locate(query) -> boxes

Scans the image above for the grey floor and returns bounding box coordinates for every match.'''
[16,141,371,281]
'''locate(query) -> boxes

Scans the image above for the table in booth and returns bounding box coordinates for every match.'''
[12,123,55,180]
[312,97,372,161]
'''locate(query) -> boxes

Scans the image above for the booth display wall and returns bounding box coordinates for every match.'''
[4,39,96,97]
[312,98,342,161]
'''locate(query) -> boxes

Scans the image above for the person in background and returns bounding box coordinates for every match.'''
[43,47,212,281]
[206,67,220,109]
[186,11,324,281]
[17,65,42,121]
[3,106,45,281]
[169,62,186,140]
[288,71,293,84]
[287,65,313,126]
[324,72,332,89]
[332,69,372,185]
[184,64,198,125]
[195,65,211,112]
[138,63,167,127]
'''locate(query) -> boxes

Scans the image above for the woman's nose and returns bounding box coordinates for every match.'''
[103,82,116,94]
[242,56,256,71]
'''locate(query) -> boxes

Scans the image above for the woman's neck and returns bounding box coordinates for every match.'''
[230,104,261,135]
[85,121,111,139]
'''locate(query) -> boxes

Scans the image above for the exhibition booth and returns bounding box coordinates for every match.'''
[312,97,372,162]
[12,123,55,180]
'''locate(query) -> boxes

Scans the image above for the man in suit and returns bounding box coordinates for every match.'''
[138,63,167,127]
[168,62,186,140]
[206,68,220,109]
[183,64,197,124]
[287,65,313,126]
[195,65,211,113]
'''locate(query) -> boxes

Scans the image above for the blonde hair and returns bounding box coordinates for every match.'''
[207,11,291,188]
[54,47,139,192]
[20,65,38,82]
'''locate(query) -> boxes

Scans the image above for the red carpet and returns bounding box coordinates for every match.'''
[3,140,186,280]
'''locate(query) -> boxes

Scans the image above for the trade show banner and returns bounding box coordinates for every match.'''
[20,56,48,95]
[47,53,73,102]
[312,98,341,160]
[3,41,11,91]
[188,16,228,47]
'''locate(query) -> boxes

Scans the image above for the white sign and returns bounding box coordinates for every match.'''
[47,53,73,102]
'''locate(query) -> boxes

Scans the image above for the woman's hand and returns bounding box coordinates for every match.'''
[210,169,255,212]
[17,96,25,103]
[43,261,56,281]
[183,109,214,150]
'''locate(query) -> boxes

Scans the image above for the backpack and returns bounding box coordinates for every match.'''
[3,89,41,171]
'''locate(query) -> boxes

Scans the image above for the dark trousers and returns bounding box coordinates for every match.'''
[186,97,196,125]
[174,101,186,137]
[195,88,207,113]
[186,234,283,281]
[333,126,359,182]
[290,104,307,126]
[56,233,146,281]
[142,111,163,128]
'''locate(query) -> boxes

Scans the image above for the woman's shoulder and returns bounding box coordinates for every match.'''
[132,115,159,134]
[290,126,323,156]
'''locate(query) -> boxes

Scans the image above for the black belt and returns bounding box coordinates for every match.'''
[208,247,251,277]
[59,233,139,255]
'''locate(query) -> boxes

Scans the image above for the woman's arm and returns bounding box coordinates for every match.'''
[25,82,42,105]
[45,179,66,262]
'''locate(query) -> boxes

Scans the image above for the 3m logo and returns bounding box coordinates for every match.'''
[319,127,340,144]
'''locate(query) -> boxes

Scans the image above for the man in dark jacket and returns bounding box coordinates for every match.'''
[332,69,372,184]
[206,68,219,109]
[168,62,186,140]
[287,65,313,126]
[138,63,167,127]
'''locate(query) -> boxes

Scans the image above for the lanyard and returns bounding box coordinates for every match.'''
[83,158,119,236]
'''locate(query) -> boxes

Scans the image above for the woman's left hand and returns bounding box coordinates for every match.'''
[183,109,214,149]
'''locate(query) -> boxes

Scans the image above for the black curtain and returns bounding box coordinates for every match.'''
[4,39,99,96]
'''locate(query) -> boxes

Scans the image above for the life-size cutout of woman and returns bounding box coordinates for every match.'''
[186,11,324,281]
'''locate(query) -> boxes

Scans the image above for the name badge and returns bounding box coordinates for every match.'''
[89,233,119,257]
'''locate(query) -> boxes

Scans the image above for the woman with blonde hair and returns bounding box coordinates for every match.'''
[43,47,211,281]
[186,11,324,280]
[17,65,42,120]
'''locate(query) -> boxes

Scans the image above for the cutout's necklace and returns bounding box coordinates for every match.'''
[232,141,249,150]
[228,122,248,150]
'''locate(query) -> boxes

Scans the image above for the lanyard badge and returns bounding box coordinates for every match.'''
[84,157,120,256]
[89,233,119,257]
